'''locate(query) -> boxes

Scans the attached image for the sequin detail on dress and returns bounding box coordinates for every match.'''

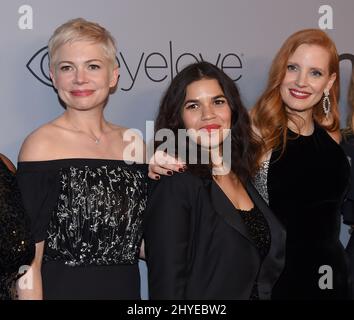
[0,161,34,300]
[254,160,270,204]
[44,164,147,267]
[239,206,271,300]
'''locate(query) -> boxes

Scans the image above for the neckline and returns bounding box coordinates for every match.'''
[212,179,255,213]
[17,158,147,171]
[287,124,317,138]
[18,158,144,164]
[236,206,256,214]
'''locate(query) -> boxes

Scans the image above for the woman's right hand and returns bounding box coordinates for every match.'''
[148,150,186,180]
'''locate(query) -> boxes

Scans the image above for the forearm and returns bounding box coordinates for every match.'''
[17,241,44,300]
[16,264,43,300]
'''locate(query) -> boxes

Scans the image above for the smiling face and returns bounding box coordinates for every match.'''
[280,44,336,118]
[50,40,119,111]
[182,78,231,148]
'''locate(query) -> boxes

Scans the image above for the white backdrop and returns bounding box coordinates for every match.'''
[1,0,353,299]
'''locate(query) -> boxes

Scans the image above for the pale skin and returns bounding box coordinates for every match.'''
[280,44,336,139]
[17,40,145,299]
[149,44,339,177]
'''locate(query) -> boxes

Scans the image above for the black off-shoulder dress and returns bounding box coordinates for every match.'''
[17,159,147,300]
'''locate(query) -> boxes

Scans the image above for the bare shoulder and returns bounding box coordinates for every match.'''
[109,123,145,144]
[109,123,146,162]
[18,123,59,161]
[0,153,16,173]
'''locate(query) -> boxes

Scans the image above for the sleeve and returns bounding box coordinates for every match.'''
[16,163,59,243]
[144,173,198,299]
[0,167,35,274]
[341,141,354,225]
[342,196,354,225]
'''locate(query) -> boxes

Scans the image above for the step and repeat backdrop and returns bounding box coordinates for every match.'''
[1,0,353,299]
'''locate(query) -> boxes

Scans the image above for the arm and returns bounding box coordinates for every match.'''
[139,239,145,260]
[16,241,44,300]
[144,175,195,299]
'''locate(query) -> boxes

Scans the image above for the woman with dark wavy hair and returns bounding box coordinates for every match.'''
[144,61,285,299]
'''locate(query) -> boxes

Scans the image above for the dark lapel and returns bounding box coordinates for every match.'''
[208,178,253,244]
[246,180,286,300]
[207,177,286,300]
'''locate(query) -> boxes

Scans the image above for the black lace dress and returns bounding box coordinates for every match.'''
[0,159,34,300]
[17,159,147,300]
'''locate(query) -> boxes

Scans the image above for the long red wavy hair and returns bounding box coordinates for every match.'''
[251,29,340,153]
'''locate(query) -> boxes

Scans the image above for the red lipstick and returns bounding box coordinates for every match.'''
[289,89,311,99]
[201,124,221,132]
[70,90,95,97]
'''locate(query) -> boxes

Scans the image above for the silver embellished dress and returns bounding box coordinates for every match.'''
[17,159,147,299]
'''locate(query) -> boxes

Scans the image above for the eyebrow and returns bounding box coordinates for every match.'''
[213,94,226,100]
[57,59,104,65]
[183,94,226,106]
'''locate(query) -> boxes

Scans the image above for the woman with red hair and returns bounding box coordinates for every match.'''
[251,29,351,299]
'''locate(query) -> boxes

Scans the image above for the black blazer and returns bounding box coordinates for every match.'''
[144,172,286,300]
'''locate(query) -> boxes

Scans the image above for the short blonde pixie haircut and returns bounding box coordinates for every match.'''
[48,18,118,68]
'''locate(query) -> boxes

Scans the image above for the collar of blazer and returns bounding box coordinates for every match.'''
[246,179,286,299]
[207,178,254,244]
[204,177,286,299]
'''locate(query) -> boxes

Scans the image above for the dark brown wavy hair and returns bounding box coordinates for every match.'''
[154,61,262,183]
[251,29,340,153]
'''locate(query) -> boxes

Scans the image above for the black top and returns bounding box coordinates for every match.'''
[268,125,351,299]
[144,172,285,300]
[0,159,34,300]
[340,131,354,225]
[17,159,147,299]
[239,206,271,299]
[239,207,270,260]
[340,131,354,297]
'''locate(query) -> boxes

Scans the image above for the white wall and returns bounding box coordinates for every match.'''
[1,0,353,299]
